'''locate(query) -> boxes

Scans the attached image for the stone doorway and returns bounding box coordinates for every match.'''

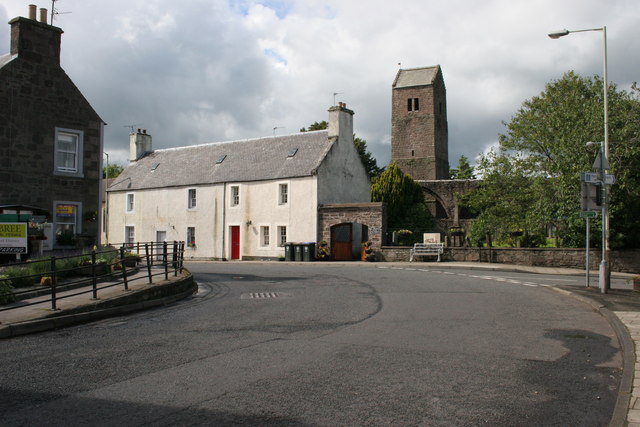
[330,222,370,261]
[318,203,386,260]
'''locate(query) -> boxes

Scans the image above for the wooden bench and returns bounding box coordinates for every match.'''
[409,243,444,262]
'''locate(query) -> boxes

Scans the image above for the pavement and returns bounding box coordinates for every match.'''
[1,260,639,426]
[0,266,196,339]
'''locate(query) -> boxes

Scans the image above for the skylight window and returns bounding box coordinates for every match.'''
[216,155,227,164]
[287,148,298,158]
[151,163,160,171]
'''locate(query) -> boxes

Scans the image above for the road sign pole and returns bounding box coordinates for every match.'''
[585,217,590,288]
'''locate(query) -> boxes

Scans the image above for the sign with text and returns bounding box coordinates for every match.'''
[423,233,441,244]
[580,172,599,183]
[0,223,28,253]
[581,181,601,212]
[56,204,76,217]
[580,211,597,218]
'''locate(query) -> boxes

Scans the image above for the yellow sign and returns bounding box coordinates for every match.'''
[56,205,76,215]
[0,223,27,238]
[0,222,28,253]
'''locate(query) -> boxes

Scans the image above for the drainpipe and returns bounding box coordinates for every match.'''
[221,183,226,260]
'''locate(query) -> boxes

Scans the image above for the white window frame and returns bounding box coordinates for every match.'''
[231,185,240,207]
[53,201,82,246]
[54,128,84,177]
[187,226,196,247]
[260,226,270,247]
[279,183,288,205]
[277,225,287,247]
[125,225,135,246]
[188,188,197,209]
[126,192,135,213]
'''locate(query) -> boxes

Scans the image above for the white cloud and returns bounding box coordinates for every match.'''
[2,0,639,169]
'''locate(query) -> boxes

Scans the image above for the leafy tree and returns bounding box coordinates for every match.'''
[450,155,476,179]
[354,136,384,179]
[464,71,640,248]
[300,120,383,179]
[371,162,433,234]
[103,163,124,179]
[300,121,328,132]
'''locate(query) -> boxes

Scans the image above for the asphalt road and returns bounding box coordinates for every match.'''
[0,262,622,426]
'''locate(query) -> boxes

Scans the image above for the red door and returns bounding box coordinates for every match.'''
[231,226,240,260]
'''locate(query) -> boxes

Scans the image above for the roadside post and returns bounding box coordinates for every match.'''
[581,172,601,288]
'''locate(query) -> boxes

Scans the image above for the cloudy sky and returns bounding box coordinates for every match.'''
[2,0,639,168]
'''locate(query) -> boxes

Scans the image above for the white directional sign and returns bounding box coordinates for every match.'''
[604,174,616,185]
[581,172,599,183]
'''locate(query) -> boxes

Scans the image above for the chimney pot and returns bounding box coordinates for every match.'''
[143,129,147,134]
[137,128,141,133]
[39,8,47,24]
[28,4,37,20]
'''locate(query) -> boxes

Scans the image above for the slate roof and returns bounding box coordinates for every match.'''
[108,131,333,191]
[0,53,16,69]
[392,65,440,88]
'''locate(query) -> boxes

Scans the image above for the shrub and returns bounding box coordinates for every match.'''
[0,277,15,304]
[0,267,35,288]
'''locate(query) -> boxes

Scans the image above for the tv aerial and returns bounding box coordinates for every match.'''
[50,0,72,25]
[124,124,142,134]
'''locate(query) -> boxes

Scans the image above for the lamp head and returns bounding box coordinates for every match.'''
[548,29,570,39]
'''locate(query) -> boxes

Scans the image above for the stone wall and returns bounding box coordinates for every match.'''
[391,67,448,180]
[419,179,479,222]
[379,246,640,274]
[318,203,386,249]
[0,16,103,245]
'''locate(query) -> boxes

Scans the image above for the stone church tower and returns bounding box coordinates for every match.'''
[391,65,449,180]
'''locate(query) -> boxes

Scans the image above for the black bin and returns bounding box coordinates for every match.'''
[284,242,294,261]
[294,243,303,261]
[302,243,316,261]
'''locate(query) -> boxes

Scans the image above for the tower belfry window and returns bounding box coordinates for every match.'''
[407,98,419,112]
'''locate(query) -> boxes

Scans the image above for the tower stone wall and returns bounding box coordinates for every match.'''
[391,66,449,180]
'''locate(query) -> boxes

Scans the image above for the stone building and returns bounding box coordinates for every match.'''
[107,104,384,261]
[391,65,449,181]
[0,5,105,249]
[391,66,477,239]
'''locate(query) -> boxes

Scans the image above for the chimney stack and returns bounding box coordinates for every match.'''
[9,5,63,64]
[130,129,153,162]
[39,7,47,24]
[328,102,354,140]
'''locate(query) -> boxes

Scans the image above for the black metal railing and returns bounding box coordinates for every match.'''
[0,241,185,312]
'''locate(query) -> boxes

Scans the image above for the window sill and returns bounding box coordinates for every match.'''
[53,170,85,178]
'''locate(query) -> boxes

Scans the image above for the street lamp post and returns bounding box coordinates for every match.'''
[548,27,610,293]
[103,152,109,245]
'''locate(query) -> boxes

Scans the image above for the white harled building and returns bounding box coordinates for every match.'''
[106,104,371,260]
